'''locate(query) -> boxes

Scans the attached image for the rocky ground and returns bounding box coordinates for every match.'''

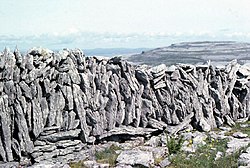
[0,46,250,168]
[2,120,248,168]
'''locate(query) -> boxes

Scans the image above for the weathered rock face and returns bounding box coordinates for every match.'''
[0,47,249,164]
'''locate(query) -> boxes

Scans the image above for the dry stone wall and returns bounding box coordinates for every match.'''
[0,47,249,163]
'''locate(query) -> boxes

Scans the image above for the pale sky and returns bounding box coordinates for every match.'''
[0,0,250,49]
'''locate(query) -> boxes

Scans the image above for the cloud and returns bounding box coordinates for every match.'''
[225,32,250,38]
[1,30,250,51]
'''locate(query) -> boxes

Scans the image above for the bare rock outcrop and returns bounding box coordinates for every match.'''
[0,47,249,165]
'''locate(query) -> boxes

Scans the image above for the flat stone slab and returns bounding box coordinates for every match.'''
[232,132,248,139]
[38,129,81,142]
[99,126,157,140]
[226,138,250,154]
[238,151,250,166]
[116,150,154,167]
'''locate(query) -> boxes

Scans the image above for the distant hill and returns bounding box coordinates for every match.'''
[126,41,250,66]
[84,48,150,57]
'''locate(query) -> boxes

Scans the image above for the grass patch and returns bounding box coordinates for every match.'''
[170,132,250,168]
[70,160,87,168]
[224,121,250,136]
[167,135,184,155]
[95,144,121,166]
[155,156,165,165]
[70,144,121,167]
[169,136,241,168]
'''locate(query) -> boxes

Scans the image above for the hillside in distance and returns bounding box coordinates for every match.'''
[126,41,250,66]
[84,47,150,57]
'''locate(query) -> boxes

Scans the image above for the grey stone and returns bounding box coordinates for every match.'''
[226,138,250,154]
[13,101,34,153]
[159,157,171,168]
[118,137,144,150]
[238,153,250,165]
[69,69,81,84]
[32,98,44,138]
[105,87,118,130]
[2,49,16,80]
[219,126,232,132]
[54,90,65,128]
[0,162,19,168]
[68,111,80,130]
[148,118,168,130]
[215,151,223,160]
[1,48,250,166]
[99,126,157,140]
[29,162,70,168]
[135,146,168,159]
[116,150,154,167]
[43,126,60,132]
[135,69,149,83]
[192,133,207,147]
[72,84,89,142]
[167,65,177,72]
[55,140,82,148]
[0,136,6,162]
[19,81,32,99]
[13,66,21,82]
[40,98,49,126]
[3,81,15,104]
[33,144,57,153]
[224,115,235,127]
[25,54,35,70]
[14,47,23,65]
[11,138,21,160]
[166,113,194,135]
[232,132,248,139]
[58,146,76,156]
[145,136,161,147]
[246,147,250,153]
[38,129,81,142]
[61,86,74,110]
[57,72,71,85]
[0,95,13,161]
[34,140,46,146]
[240,124,250,128]
[47,90,57,126]
[115,164,133,168]
[198,118,211,132]
[83,160,109,168]
[150,64,167,77]
[83,160,97,168]
[33,150,60,162]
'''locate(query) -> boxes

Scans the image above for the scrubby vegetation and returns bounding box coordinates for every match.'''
[169,137,228,168]
[169,139,249,168]
[169,121,250,168]
[70,160,86,168]
[225,121,250,137]
[70,121,250,168]
[69,144,121,167]
[95,144,121,166]
[166,135,184,155]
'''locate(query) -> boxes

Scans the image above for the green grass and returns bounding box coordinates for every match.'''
[95,144,121,166]
[169,120,250,168]
[70,160,87,168]
[169,137,240,168]
[166,135,184,155]
[69,144,121,167]
[225,120,250,136]
[70,121,250,168]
